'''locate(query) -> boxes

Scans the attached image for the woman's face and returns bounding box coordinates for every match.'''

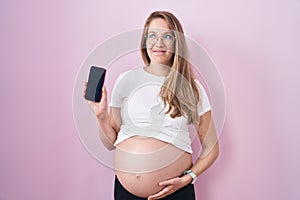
[146,18,175,66]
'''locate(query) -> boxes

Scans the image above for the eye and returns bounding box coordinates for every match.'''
[148,33,156,39]
[163,34,174,40]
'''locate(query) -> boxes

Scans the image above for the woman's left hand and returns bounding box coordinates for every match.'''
[147,175,192,200]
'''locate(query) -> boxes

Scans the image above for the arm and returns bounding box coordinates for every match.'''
[97,106,121,151]
[148,111,219,200]
[83,83,121,151]
[188,110,219,180]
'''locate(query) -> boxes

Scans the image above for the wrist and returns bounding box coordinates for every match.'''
[182,174,193,185]
[97,112,109,122]
[183,170,198,184]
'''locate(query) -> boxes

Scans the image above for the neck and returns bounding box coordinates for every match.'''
[147,63,171,76]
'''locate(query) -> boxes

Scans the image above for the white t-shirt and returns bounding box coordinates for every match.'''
[109,66,211,153]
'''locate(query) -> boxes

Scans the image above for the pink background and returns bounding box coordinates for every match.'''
[1,0,299,199]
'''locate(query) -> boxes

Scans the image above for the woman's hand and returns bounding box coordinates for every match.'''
[147,175,192,200]
[82,81,108,119]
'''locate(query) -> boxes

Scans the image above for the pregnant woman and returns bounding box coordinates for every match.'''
[83,11,219,200]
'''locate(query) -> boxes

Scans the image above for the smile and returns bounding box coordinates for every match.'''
[153,50,166,55]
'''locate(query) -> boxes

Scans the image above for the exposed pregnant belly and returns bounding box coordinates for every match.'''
[114,136,192,198]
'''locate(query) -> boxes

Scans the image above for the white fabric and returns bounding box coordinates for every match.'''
[109,66,212,153]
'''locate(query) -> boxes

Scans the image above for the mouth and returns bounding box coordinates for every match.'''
[152,50,167,55]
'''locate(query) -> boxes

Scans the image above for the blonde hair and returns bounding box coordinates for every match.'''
[140,11,202,126]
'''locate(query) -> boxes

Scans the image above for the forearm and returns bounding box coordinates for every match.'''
[97,114,118,151]
[191,141,219,176]
[189,111,219,177]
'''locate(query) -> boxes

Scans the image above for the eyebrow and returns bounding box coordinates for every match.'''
[147,30,173,35]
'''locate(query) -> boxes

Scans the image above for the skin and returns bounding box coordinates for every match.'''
[146,18,174,66]
[83,18,219,199]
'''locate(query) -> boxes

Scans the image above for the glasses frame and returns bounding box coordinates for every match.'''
[144,31,176,46]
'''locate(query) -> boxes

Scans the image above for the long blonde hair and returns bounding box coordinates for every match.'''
[140,11,201,126]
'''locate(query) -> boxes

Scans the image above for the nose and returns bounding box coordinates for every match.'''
[154,37,164,47]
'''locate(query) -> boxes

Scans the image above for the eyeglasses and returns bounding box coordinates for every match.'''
[145,32,176,45]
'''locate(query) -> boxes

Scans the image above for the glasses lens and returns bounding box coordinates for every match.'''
[146,33,175,45]
[162,34,175,45]
[147,33,157,44]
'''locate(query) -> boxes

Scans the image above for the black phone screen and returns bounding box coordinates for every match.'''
[85,66,106,102]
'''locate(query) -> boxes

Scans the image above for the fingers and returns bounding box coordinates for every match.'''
[82,82,109,116]
[148,177,185,199]
[99,85,107,103]
[82,81,88,97]
[148,187,171,200]
[159,177,180,186]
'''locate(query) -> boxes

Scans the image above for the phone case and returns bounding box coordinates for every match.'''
[85,66,106,102]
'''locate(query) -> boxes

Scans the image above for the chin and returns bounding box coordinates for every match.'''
[150,56,173,65]
[153,60,169,65]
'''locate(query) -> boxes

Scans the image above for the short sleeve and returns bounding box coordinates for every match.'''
[109,72,126,107]
[194,79,212,116]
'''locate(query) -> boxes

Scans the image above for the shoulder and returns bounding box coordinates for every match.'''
[194,78,205,90]
[117,66,143,79]
[193,78,210,99]
[112,67,144,89]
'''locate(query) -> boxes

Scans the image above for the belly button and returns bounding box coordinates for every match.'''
[136,173,141,179]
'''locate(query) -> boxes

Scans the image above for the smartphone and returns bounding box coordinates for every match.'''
[85,66,106,102]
